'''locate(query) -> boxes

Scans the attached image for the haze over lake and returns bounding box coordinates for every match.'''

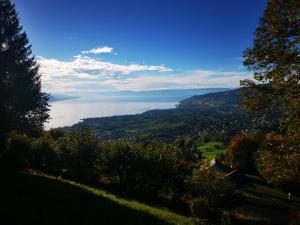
[46,88,229,129]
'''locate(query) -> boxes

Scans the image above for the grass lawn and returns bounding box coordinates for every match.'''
[198,142,226,160]
[0,172,192,225]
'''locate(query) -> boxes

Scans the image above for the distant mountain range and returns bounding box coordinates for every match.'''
[49,88,230,103]
[49,94,78,102]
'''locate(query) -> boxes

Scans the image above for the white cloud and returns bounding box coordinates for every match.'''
[40,65,252,93]
[38,54,173,80]
[81,46,113,54]
[101,70,252,91]
[38,46,251,93]
[38,53,175,93]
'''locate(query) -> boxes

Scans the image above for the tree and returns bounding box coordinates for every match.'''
[0,0,49,149]
[240,0,300,187]
[48,128,65,140]
[188,167,237,224]
[256,133,300,186]
[98,141,185,199]
[189,197,222,225]
[3,132,33,170]
[100,141,137,189]
[241,0,300,135]
[57,128,99,182]
[32,132,59,174]
[226,133,262,173]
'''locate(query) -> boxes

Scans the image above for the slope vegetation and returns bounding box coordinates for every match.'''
[0,172,191,225]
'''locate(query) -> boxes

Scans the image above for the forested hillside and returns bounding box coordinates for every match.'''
[65,89,251,143]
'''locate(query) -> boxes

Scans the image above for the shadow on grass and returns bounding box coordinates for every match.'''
[0,173,171,225]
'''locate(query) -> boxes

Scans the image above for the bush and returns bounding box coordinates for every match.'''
[57,128,99,182]
[188,166,237,224]
[256,133,300,186]
[136,143,185,199]
[226,133,262,173]
[99,141,184,199]
[48,128,65,140]
[99,141,137,188]
[189,197,222,225]
[3,133,33,170]
[32,133,59,174]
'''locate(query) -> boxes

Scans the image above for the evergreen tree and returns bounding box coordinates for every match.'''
[0,0,49,146]
[241,0,300,135]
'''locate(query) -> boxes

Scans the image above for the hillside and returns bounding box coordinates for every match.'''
[178,88,241,110]
[64,89,251,143]
[0,172,191,225]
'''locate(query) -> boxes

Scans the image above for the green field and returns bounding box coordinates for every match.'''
[0,172,192,225]
[198,142,226,160]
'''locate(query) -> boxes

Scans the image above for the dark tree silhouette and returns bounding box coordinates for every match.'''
[0,0,49,148]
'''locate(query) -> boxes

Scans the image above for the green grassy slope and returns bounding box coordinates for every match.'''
[0,172,192,225]
[198,142,226,160]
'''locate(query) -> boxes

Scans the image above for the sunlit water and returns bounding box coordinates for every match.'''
[45,89,228,129]
[46,97,176,129]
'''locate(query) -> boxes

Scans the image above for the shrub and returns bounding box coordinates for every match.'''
[256,133,300,186]
[48,128,65,140]
[99,141,137,188]
[98,141,187,201]
[3,133,33,170]
[57,128,99,182]
[226,133,262,173]
[32,133,59,174]
[188,166,237,224]
[189,197,222,225]
[135,143,184,199]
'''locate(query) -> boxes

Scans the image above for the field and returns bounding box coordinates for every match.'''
[198,142,226,160]
[0,172,192,225]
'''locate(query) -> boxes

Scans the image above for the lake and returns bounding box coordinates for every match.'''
[46,88,229,129]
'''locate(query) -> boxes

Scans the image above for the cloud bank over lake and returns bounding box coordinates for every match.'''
[38,46,251,94]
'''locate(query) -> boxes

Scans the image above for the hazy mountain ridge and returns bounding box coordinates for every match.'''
[49,95,78,102]
[178,88,241,110]
[49,88,230,103]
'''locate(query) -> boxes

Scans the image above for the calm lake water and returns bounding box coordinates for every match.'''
[46,88,228,129]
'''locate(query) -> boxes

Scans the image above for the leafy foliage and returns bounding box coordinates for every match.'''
[3,132,33,169]
[31,133,59,174]
[188,167,237,224]
[240,0,300,188]
[241,0,300,135]
[99,141,186,199]
[256,133,300,186]
[57,128,99,182]
[226,133,262,173]
[189,197,221,225]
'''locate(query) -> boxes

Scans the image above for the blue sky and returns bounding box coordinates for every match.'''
[13,0,268,93]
